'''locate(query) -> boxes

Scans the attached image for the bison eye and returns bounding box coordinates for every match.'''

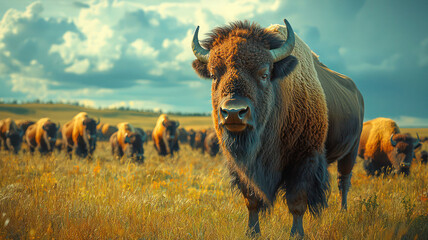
[261,74,268,80]
[210,74,217,82]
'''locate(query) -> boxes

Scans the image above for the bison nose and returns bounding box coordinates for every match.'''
[219,97,253,132]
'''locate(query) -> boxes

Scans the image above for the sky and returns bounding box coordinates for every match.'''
[0,0,427,127]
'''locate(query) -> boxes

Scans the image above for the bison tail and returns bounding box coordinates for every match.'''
[307,153,330,217]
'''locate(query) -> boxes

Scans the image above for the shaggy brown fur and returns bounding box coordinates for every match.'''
[62,112,98,158]
[0,118,23,154]
[110,122,144,162]
[192,20,364,237]
[177,128,188,144]
[152,114,180,156]
[16,120,35,135]
[358,117,418,176]
[97,123,118,141]
[187,129,196,149]
[204,130,220,157]
[25,118,59,154]
[194,129,207,153]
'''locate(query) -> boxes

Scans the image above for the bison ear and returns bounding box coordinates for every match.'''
[192,59,211,79]
[271,55,298,81]
[82,119,86,126]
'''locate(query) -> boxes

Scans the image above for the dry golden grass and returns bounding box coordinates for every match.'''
[0,141,427,239]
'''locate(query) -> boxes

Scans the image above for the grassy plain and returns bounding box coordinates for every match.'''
[0,144,427,239]
[0,104,427,239]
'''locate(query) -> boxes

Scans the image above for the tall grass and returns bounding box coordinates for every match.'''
[0,142,427,239]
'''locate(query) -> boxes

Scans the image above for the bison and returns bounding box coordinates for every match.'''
[194,129,207,153]
[0,118,23,154]
[416,150,427,164]
[177,128,189,144]
[15,120,36,136]
[62,112,99,158]
[187,129,196,149]
[152,114,180,156]
[204,130,220,157]
[97,122,118,141]
[191,19,364,237]
[110,122,144,162]
[358,117,420,176]
[25,118,59,154]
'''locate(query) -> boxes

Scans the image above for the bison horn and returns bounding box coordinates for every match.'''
[96,117,100,125]
[414,133,421,148]
[192,26,210,63]
[390,134,397,147]
[270,18,296,63]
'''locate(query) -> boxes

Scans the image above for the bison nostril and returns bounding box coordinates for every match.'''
[238,107,249,119]
[220,107,229,119]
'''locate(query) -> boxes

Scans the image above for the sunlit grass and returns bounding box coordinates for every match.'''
[0,142,427,239]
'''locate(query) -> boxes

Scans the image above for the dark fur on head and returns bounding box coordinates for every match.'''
[192,21,298,81]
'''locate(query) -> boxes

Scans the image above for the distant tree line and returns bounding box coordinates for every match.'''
[0,99,211,117]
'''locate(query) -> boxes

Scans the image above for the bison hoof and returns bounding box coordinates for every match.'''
[246,228,261,239]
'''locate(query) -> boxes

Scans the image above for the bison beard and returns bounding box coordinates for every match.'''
[221,129,258,160]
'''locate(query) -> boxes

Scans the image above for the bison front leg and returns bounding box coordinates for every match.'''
[286,153,330,237]
[241,192,261,238]
[244,194,261,237]
[286,190,307,237]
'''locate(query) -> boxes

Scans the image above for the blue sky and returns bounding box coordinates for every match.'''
[0,0,427,127]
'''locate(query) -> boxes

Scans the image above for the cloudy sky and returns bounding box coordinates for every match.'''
[0,0,427,127]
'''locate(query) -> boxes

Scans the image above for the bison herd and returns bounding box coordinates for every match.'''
[0,112,221,161]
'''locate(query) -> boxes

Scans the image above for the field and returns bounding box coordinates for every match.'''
[0,104,427,239]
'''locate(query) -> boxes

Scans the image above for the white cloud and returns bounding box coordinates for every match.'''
[10,74,51,99]
[78,99,96,108]
[64,58,90,74]
[347,54,400,73]
[391,116,428,128]
[49,1,126,73]
[128,39,158,58]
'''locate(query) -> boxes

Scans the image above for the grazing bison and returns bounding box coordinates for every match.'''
[187,129,196,149]
[191,19,364,237]
[62,112,99,158]
[97,123,118,141]
[194,129,207,153]
[25,118,59,154]
[204,130,220,157]
[16,120,36,136]
[415,150,427,164]
[0,118,23,154]
[358,118,420,176]
[110,122,144,162]
[152,114,180,156]
[177,128,189,144]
